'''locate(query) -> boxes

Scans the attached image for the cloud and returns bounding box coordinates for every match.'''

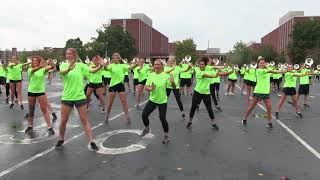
[1,0,320,52]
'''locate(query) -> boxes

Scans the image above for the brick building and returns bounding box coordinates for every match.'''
[261,11,320,59]
[111,13,169,58]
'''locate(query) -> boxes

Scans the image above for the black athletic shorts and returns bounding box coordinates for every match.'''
[180,78,192,87]
[10,80,22,83]
[253,93,270,101]
[213,83,220,90]
[88,83,103,89]
[228,79,237,82]
[298,84,309,95]
[283,87,296,96]
[109,83,125,93]
[103,77,111,85]
[133,79,139,85]
[0,77,6,85]
[28,92,45,97]
[138,79,147,85]
[124,75,129,82]
[61,99,87,108]
[270,77,274,82]
[245,80,256,87]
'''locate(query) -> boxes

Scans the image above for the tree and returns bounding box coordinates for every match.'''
[288,19,320,63]
[229,41,253,65]
[65,38,85,60]
[253,45,278,62]
[174,39,197,63]
[86,24,137,59]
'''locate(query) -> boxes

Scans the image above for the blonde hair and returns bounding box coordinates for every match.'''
[66,48,79,60]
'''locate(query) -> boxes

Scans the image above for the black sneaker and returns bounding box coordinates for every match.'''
[242,120,247,126]
[275,112,279,119]
[267,122,273,129]
[52,113,57,122]
[55,140,64,150]
[212,123,219,130]
[48,128,55,135]
[296,112,303,118]
[90,142,99,151]
[139,128,150,137]
[162,135,170,144]
[5,97,9,104]
[25,126,33,133]
[215,106,222,111]
[186,122,192,129]
[181,113,186,120]
[303,104,310,108]
[9,104,14,109]
[24,113,29,119]
[20,105,24,110]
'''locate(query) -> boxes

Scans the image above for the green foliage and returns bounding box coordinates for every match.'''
[229,41,253,65]
[85,24,137,59]
[174,39,198,63]
[288,19,320,63]
[253,45,278,62]
[65,38,85,60]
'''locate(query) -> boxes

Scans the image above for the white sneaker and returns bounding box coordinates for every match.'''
[225,92,229,96]
[230,93,234,96]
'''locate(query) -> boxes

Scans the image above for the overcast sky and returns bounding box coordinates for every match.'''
[0,0,319,53]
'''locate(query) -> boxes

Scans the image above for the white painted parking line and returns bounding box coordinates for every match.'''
[0,100,148,178]
[235,84,320,160]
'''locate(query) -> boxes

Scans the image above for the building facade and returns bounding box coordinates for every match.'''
[111,14,169,58]
[261,11,320,59]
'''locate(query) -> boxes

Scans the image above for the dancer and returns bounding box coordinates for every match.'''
[25,56,55,135]
[55,48,98,151]
[187,57,220,130]
[164,56,192,120]
[104,53,137,123]
[7,56,31,109]
[139,59,176,144]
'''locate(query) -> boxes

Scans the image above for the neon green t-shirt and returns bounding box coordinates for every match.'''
[180,63,193,79]
[194,68,214,95]
[102,69,111,78]
[283,72,297,88]
[133,66,139,79]
[138,64,150,82]
[272,73,282,80]
[164,66,182,89]
[0,65,6,77]
[88,65,103,84]
[28,68,47,93]
[228,68,237,80]
[299,68,310,85]
[253,69,270,94]
[108,63,129,87]
[60,62,89,101]
[246,68,256,82]
[8,63,23,81]
[146,72,171,104]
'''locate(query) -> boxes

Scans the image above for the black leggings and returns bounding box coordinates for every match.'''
[84,84,99,100]
[210,84,218,106]
[189,91,215,119]
[142,101,169,133]
[5,83,17,98]
[166,88,184,111]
